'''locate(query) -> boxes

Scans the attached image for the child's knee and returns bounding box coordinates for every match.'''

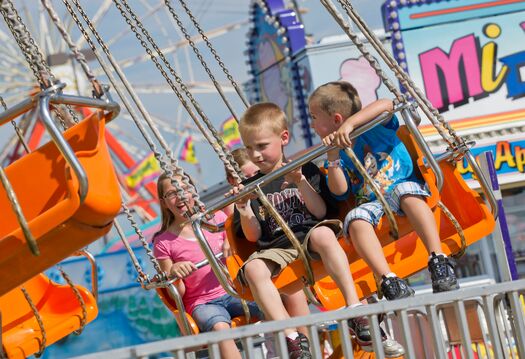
[212,321,231,331]
[244,259,270,283]
[309,226,338,248]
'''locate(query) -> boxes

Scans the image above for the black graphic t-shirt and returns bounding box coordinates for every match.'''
[233,162,338,250]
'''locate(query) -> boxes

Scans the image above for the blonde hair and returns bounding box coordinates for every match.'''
[309,81,362,119]
[154,173,195,238]
[239,102,288,139]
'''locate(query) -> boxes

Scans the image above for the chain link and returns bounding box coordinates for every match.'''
[21,287,47,357]
[121,201,164,275]
[57,266,87,335]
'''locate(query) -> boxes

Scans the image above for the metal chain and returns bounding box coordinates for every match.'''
[113,219,152,283]
[40,0,103,98]
[114,0,245,185]
[57,266,87,335]
[0,95,30,154]
[175,0,250,108]
[437,201,466,259]
[121,201,164,275]
[162,0,240,121]
[63,0,200,215]
[0,0,80,126]
[336,0,464,149]
[21,287,47,358]
[320,0,404,104]
[168,0,250,110]
[0,0,54,88]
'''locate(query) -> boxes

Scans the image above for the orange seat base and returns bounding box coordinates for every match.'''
[1,274,98,359]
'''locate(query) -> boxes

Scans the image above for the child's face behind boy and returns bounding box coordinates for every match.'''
[309,100,343,138]
[241,127,289,174]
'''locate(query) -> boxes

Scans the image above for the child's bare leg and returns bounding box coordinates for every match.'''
[348,220,391,276]
[400,195,441,254]
[212,322,242,359]
[282,291,310,336]
[308,226,360,306]
[243,258,294,335]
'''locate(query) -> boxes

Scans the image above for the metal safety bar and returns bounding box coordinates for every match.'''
[0,86,120,127]
[142,252,224,291]
[143,252,225,337]
[39,94,90,202]
[75,249,98,301]
[70,279,525,359]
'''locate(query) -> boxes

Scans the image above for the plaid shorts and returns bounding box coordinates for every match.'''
[343,181,430,234]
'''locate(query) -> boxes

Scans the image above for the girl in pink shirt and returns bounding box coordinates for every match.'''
[153,173,260,359]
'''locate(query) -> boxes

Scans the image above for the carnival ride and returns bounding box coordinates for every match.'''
[0,0,503,358]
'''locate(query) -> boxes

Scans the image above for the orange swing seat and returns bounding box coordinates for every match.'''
[225,126,495,306]
[0,111,121,296]
[0,273,98,359]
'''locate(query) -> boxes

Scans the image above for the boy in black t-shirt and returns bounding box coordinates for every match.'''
[231,103,379,357]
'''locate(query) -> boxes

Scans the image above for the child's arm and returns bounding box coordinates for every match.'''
[159,258,194,296]
[283,162,327,219]
[230,184,261,242]
[322,143,349,196]
[333,98,394,148]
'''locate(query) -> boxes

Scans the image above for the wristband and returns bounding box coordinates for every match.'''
[327,159,342,168]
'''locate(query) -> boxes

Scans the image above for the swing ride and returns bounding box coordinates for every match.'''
[0,0,516,358]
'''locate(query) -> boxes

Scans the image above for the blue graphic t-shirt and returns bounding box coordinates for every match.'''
[334,116,415,204]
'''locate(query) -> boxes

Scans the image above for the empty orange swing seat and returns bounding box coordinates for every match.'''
[0,110,121,296]
[225,126,495,307]
[0,274,98,359]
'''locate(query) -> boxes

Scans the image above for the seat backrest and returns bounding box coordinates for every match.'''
[396,125,439,201]
[156,286,199,335]
[0,274,51,331]
[224,215,257,262]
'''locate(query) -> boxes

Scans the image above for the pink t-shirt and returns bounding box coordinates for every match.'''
[153,211,228,314]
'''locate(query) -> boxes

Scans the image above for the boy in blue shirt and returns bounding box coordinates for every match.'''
[308,81,459,299]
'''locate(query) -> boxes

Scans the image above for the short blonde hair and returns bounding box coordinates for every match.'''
[239,102,288,138]
[309,81,362,119]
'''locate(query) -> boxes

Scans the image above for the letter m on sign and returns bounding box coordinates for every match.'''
[419,34,483,111]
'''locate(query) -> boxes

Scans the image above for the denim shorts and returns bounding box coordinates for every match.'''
[191,294,261,333]
[343,181,430,234]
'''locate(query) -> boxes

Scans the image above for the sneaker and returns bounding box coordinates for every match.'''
[348,316,373,349]
[380,275,415,300]
[285,333,312,359]
[382,338,406,358]
[348,316,404,356]
[428,252,459,293]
